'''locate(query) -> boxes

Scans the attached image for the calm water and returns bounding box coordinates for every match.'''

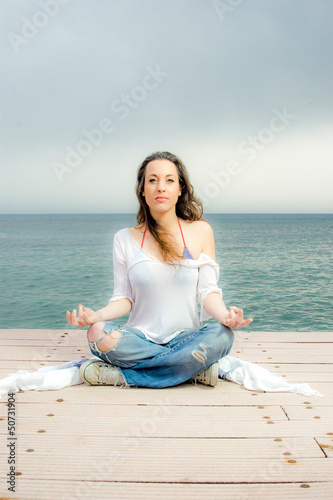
[0,214,332,331]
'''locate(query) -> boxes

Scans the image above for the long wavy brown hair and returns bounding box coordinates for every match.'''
[135,151,205,265]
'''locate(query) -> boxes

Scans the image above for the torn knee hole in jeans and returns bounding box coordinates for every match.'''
[192,343,209,363]
[96,329,123,352]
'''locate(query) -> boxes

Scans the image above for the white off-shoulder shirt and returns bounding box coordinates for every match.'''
[109,228,223,344]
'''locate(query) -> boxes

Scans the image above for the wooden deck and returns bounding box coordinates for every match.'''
[0,329,333,499]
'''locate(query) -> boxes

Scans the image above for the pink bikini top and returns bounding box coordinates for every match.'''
[141,219,193,259]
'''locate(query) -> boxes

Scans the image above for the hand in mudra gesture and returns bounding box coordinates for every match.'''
[66,304,97,327]
[222,306,253,329]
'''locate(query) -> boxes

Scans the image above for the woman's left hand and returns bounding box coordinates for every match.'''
[222,306,253,329]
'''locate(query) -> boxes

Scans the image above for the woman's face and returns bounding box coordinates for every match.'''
[142,159,182,214]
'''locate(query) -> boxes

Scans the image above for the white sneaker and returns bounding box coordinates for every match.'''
[79,360,125,386]
[192,362,219,387]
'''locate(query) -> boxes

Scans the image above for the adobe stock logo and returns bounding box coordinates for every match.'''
[7,0,71,54]
[213,0,243,22]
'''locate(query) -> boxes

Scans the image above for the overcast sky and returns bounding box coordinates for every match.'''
[1,0,332,214]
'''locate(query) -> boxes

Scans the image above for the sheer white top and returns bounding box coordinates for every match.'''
[109,228,223,344]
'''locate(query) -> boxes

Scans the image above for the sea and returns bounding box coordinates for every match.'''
[0,213,332,332]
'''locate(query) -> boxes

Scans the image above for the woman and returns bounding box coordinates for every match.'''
[66,152,253,388]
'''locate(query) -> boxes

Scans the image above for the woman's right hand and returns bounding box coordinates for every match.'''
[66,304,97,327]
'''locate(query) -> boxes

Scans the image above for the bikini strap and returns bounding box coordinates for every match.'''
[141,219,186,249]
[178,218,187,247]
[141,227,147,248]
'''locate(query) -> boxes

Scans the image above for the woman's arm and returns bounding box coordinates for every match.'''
[66,298,132,327]
[200,222,253,329]
[202,292,229,324]
[95,298,132,322]
[203,292,253,329]
[67,230,134,328]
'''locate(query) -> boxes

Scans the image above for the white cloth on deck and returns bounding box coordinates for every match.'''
[0,355,324,399]
[218,356,324,397]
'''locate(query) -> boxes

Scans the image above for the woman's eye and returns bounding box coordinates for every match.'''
[148,179,174,183]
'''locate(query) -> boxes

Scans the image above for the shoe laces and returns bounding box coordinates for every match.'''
[98,365,122,385]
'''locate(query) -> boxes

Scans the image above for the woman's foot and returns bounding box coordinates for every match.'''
[79,360,125,386]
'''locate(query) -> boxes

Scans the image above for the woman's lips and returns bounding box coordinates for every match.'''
[155,197,168,201]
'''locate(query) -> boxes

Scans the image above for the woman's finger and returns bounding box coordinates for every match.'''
[222,313,232,327]
[83,310,93,325]
[233,310,242,326]
[72,309,79,326]
[78,306,93,327]
[242,318,253,327]
[230,311,237,327]
[78,305,85,323]
[229,306,240,314]
[236,312,244,327]
[230,307,243,319]
[226,314,253,329]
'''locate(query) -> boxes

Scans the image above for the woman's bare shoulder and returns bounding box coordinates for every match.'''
[129,225,144,233]
[182,220,215,257]
[185,219,214,234]
[128,225,145,245]
[191,221,215,257]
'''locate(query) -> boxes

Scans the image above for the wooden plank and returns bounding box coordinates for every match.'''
[234,332,333,342]
[283,405,333,421]
[0,479,332,499]
[238,342,333,349]
[0,435,323,458]
[242,346,333,355]
[270,373,333,382]
[0,434,324,459]
[0,329,84,336]
[1,393,331,409]
[0,411,332,438]
[0,339,86,346]
[0,402,287,421]
[316,437,333,457]
[0,456,332,483]
[233,353,333,363]
[0,346,88,360]
[260,363,333,373]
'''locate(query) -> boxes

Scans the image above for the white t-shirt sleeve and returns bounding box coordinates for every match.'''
[197,257,223,322]
[109,232,134,304]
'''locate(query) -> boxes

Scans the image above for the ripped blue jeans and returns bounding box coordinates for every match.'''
[87,321,234,388]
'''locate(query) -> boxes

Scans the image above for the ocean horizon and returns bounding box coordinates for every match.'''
[1,213,332,331]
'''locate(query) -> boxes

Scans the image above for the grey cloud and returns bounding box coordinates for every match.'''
[0,0,332,213]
